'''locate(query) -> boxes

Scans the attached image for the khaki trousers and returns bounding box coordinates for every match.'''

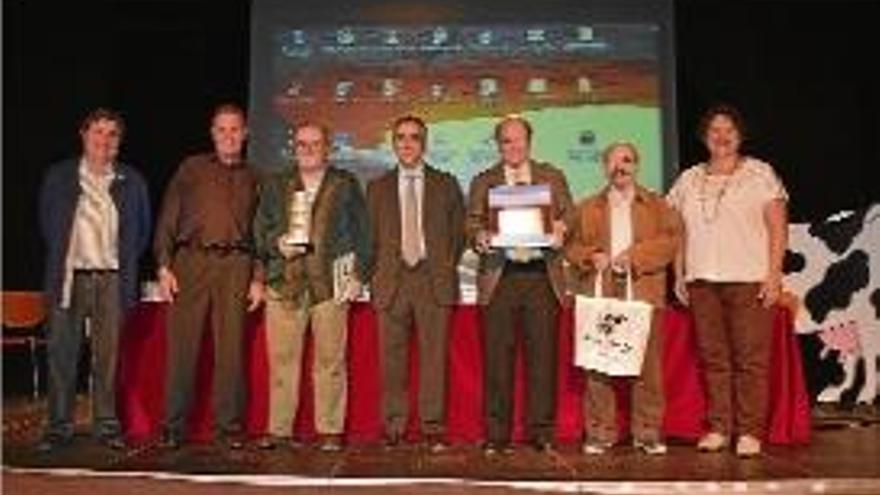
[687,281,773,438]
[265,288,349,436]
[584,308,665,444]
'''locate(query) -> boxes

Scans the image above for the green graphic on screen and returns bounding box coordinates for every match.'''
[254,23,665,198]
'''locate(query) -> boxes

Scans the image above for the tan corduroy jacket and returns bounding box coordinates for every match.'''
[565,184,682,307]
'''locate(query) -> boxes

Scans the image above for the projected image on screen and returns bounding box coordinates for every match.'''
[261,23,663,196]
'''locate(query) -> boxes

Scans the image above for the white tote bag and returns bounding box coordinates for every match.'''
[574,270,654,376]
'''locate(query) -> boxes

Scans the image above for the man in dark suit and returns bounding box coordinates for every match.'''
[466,115,573,455]
[367,115,465,452]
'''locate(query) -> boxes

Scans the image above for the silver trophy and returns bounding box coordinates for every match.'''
[278,190,311,255]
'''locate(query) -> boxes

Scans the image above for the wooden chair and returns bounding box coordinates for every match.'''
[2,291,47,399]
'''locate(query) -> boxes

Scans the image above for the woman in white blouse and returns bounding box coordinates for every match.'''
[667,104,788,457]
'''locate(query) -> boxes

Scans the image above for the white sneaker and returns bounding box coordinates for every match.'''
[582,440,612,455]
[735,435,761,457]
[697,432,728,452]
[634,438,668,455]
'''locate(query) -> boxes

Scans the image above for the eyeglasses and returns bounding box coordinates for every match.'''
[295,140,324,150]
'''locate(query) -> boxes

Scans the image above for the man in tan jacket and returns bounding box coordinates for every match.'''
[565,141,681,455]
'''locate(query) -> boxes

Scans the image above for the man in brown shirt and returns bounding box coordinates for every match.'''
[154,103,263,449]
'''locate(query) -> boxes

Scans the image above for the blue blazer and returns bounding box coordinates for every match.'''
[38,158,152,310]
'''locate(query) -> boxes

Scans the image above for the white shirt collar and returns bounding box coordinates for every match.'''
[607,185,635,206]
[503,161,531,185]
[399,163,425,179]
[78,157,116,182]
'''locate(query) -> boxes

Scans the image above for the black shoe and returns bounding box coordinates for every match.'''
[422,433,447,453]
[427,440,448,453]
[257,435,279,450]
[100,434,126,450]
[160,431,182,450]
[383,431,402,450]
[221,434,245,450]
[35,433,72,453]
[531,439,554,453]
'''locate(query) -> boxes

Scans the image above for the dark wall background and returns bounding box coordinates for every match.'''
[3,0,879,290]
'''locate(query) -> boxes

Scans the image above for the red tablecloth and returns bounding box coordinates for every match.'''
[117,302,810,445]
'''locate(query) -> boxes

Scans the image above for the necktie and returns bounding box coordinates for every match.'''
[401,175,421,266]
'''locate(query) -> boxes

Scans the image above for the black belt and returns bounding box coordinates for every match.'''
[180,242,251,254]
[74,268,118,275]
[504,259,547,274]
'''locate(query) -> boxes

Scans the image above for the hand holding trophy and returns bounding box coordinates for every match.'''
[278,190,311,259]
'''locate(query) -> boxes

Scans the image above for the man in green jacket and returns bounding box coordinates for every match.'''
[252,122,371,452]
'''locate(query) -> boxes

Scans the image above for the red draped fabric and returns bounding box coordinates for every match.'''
[117,303,810,445]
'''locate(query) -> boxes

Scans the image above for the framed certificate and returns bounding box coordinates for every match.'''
[487,184,553,248]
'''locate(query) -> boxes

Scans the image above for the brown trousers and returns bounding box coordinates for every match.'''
[584,308,665,444]
[687,281,773,438]
[482,265,559,445]
[164,247,251,437]
[377,262,451,437]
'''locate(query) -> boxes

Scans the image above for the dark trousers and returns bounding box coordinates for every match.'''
[688,281,773,438]
[377,262,451,437]
[584,308,665,444]
[164,248,251,438]
[482,266,559,445]
[46,270,121,439]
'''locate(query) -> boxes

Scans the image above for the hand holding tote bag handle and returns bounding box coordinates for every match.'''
[574,268,654,376]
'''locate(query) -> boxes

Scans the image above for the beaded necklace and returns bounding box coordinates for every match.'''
[697,158,741,223]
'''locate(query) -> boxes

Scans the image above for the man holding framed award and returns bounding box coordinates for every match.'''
[252,122,372,452]
[466,115,573,455]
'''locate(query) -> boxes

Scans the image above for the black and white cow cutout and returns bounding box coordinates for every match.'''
[783,203,879,406]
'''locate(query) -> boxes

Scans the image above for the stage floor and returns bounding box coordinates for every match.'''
[3,397,880,495]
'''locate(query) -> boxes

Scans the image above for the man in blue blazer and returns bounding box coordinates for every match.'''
[36,108,152,452]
